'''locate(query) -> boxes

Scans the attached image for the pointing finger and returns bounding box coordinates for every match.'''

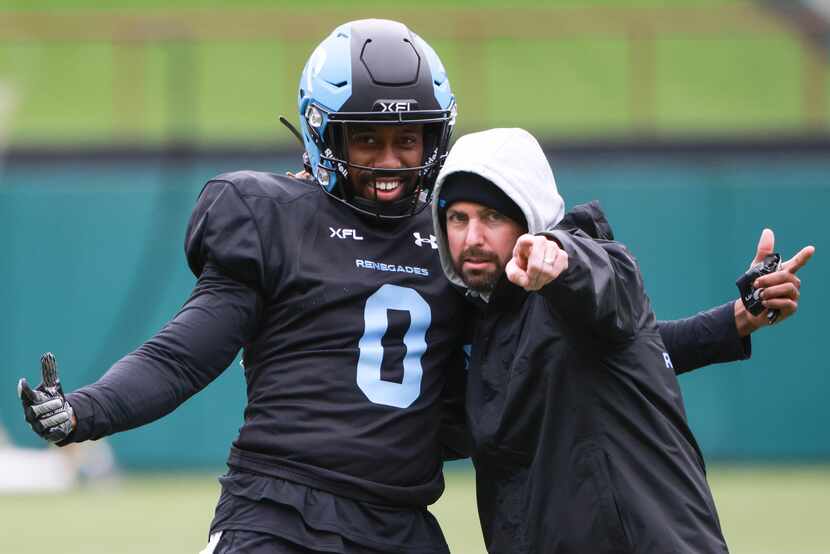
[506,258,530,288]
[782,245,815,275]
[512,235,535,266]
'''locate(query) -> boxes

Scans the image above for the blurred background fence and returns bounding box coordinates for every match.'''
[1,1,828,469]
[0,2,828,145]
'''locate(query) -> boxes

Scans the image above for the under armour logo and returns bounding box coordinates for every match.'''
[663,352,674,370]
[413,232,438,249]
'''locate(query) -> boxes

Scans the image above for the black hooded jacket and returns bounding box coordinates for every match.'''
[432,129,732,553]
[465,205,729,553]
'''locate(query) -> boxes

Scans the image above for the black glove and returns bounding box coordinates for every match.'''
[736,253,782,324]
[18,352,76,443]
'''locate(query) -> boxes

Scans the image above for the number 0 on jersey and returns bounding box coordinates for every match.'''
[356,284,432,408]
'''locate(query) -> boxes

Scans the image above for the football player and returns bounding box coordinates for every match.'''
[17,19,806,554]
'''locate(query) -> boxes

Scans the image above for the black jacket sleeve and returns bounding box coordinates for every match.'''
[537,228,642,342]
[62,264,262,443]
[550,203,751,373]
[657,302,751,375]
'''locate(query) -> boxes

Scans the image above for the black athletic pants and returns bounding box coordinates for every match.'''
[208,529,387,554]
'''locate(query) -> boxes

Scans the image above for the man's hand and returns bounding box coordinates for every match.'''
[287,169,313,181]
[734,229,815,336]
[18,353,76,443]
[506,234,568,291]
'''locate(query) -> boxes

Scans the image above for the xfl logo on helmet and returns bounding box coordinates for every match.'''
[374,99,418,113]
[413,232,438,249]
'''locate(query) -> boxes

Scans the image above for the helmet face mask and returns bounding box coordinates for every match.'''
[298,19,456,220]
[336,122,426,214]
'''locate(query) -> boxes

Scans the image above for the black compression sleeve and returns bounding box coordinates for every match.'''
[657,302,751,375]
[61,264,261,444]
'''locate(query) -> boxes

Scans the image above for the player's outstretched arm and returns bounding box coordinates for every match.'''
[21,265,262,445]
[20,178,273,445]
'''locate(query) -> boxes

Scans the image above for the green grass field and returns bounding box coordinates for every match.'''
[2,466,829,553]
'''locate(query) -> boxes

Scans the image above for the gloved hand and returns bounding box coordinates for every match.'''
[18,352,76,443]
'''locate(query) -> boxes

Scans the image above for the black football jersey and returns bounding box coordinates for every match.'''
[65,171,467,507]
[183,171,467,506]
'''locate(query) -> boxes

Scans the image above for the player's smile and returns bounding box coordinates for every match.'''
[364,175,415,202]
[374,177,402,192]
[361,175,402,201]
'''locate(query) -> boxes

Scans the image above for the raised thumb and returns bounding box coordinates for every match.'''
[40,352,59,388]
[751,228,775,265]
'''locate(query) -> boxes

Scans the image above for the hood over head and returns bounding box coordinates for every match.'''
[432,127,564,292]
[557,200,614,241]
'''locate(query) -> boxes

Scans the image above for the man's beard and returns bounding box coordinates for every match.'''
[454,246,504,293]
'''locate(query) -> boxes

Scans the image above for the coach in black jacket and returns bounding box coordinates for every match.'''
[433,127,730,553]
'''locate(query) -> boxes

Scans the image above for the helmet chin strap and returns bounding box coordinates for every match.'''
[279,116,304,146]
[350,196,413,218]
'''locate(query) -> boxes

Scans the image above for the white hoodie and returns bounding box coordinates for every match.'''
[431,128,565,292]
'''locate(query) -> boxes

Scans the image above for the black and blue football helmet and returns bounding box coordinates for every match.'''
[297,19,457,219]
